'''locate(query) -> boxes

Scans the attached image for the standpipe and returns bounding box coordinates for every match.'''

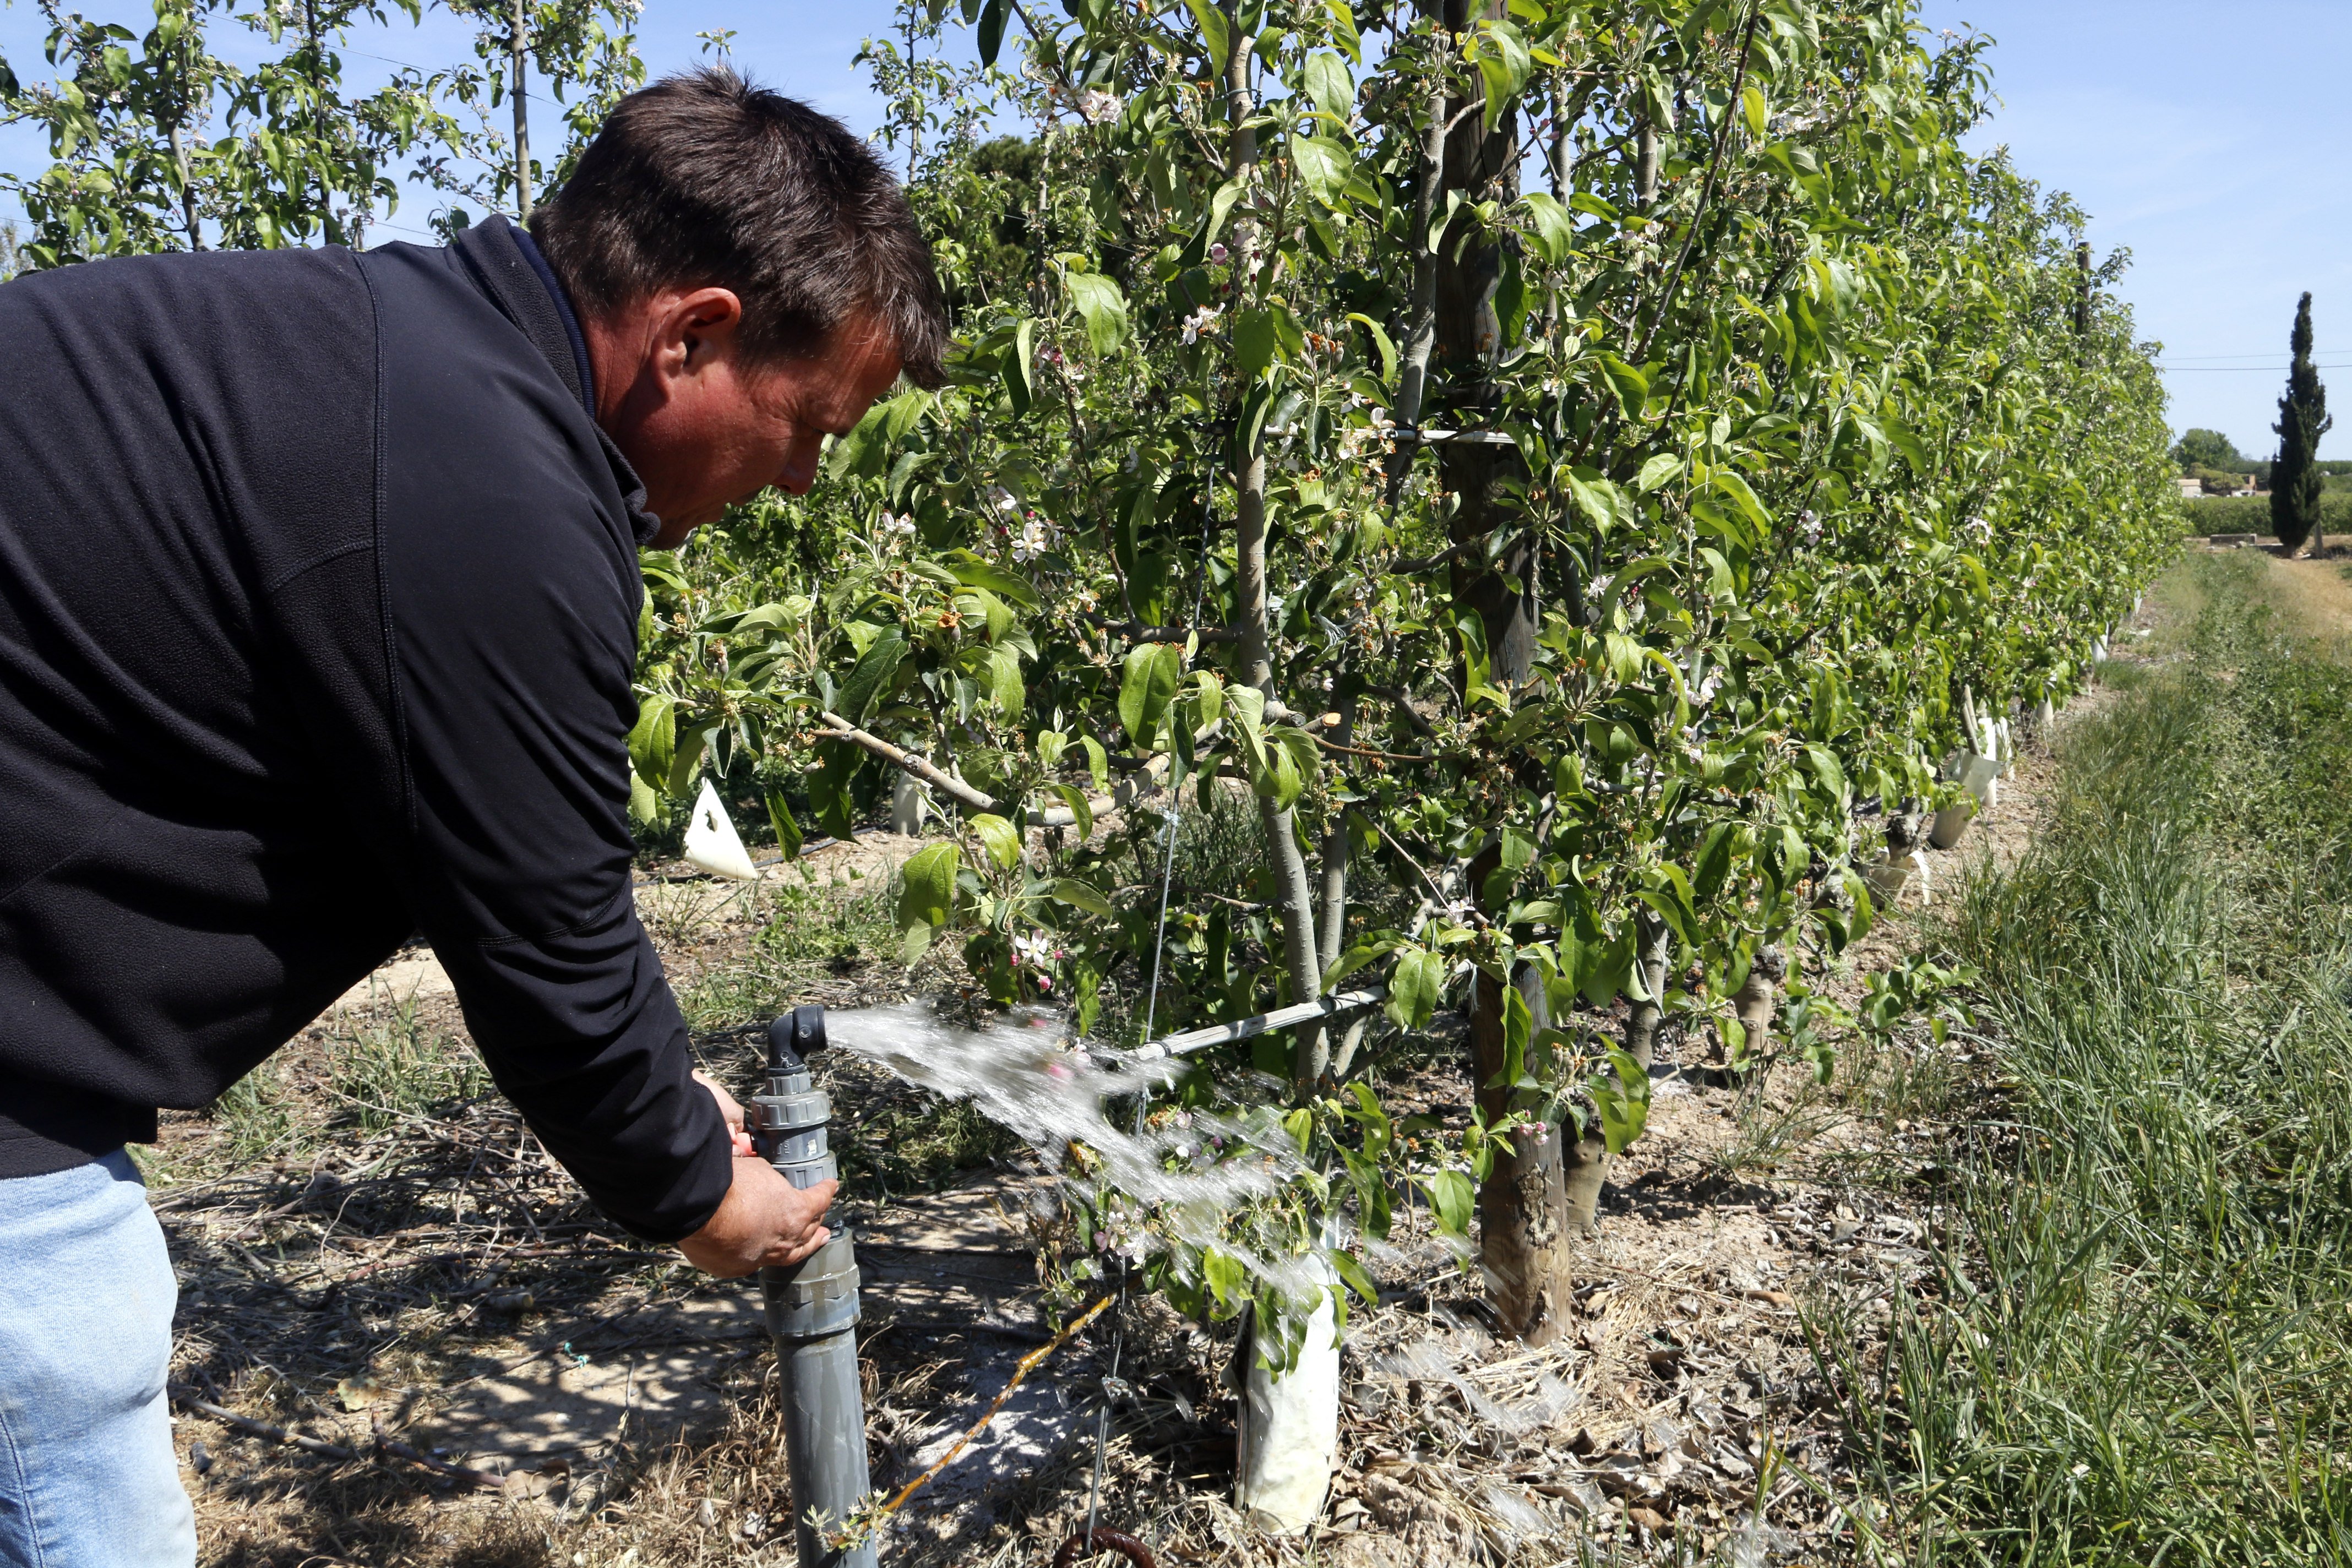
[754,1006,877,1568]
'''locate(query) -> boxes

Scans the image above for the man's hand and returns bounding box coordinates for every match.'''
[679,1155,837,1277]
[693,1068,757,1157]
[678,1068,835,1276]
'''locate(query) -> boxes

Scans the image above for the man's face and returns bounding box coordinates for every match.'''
[585,291,904,549]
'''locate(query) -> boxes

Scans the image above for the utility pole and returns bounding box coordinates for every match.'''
[509,0,532,220]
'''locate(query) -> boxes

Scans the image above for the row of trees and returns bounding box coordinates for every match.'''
[0,0,640,261]
[639,0,2176,1348]
[3,0,2179,1364]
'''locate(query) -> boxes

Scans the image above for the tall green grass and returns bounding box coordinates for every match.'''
[1839,552,2352,1565]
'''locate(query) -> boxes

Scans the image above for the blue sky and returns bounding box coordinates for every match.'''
[1913,0,2352,460]
[6,0,2344,459]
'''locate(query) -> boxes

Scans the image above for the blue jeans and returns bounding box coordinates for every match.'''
[0,1150,194,1567]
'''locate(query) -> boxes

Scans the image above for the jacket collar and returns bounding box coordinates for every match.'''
[450,216,663,547]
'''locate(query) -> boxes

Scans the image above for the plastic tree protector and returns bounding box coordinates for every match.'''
[683,777,759,880]
[1236,1276,1341,1535]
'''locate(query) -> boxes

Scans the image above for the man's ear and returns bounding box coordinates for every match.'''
[662,287,748,375]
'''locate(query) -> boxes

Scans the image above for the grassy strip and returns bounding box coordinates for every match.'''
[1838,552,2352,1564]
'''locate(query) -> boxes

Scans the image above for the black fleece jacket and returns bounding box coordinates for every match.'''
[0,217,731,1242]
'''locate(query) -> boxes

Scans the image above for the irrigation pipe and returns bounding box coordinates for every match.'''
[1129,987,1390,1061]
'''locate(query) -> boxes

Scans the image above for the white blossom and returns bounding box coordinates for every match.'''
[1180,304,1222,345]
[1011,513,1061,564]
[1077,89,1121,124]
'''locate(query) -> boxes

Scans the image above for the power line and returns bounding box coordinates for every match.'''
[2159,363,2352,373]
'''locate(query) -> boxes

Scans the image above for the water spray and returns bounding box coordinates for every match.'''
[754,1005,876,1568]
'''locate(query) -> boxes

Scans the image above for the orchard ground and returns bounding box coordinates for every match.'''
[149,542,2350,1567]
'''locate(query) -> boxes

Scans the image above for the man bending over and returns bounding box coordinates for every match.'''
[0,67,943,1565]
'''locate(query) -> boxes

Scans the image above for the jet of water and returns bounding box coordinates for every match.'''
[821,1002,1339,1295]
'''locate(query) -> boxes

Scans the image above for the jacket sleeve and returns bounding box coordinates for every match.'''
[358,269,731,1244]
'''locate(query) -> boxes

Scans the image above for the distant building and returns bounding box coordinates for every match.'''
[2176,476,2203,500]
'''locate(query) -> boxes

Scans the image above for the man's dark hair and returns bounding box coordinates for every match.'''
[531,68,947,388]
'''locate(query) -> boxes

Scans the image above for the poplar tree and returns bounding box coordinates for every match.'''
[2272,292,2332,555]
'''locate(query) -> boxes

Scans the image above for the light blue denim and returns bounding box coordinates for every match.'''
[0,1149,194,1567]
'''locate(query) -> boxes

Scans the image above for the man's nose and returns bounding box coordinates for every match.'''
[776,434,822,496]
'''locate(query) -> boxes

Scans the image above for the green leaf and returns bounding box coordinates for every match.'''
[1331,1248,1380,1306]
[1345,312,1396,386]
[627,692,676,791]
[988,643,1025,718]
[1046,782,1094,841]
[1385,948,1445,1030]
[825,388,928,481]
[971,812,1022,870]
[1003,315,1036,415]
[976,0,1006,64]
[1181,0,1231,78]
[1043,876,1115,917]
[1234,306,1280,380]
[1710,468,1774,532]
[1472,19,1531,131]
[1741,83,1767,138]
[1188,177,1246,267]
[1592,1047,1652,1155]
[1065,270,1129,357]
[1882,411,1931,474]
[836,625,908,724]
[1324,933,1404,990]
[1202,1246,1246,1310]
[1290,134,1353,207]
[1805,744,1850,805]
[1496,246,1529,348]
[897,842,960,934]
[810,741,863,841]
[944,549,1042,608]
[1635,452,1683,493]
[1518,190,1576,265]
[1425,1169,1474,1237]
[1304,49,1354,120]
[1080,734,1109,791]
[1599,353,1649,418]
[765,788,803,863]
[1118,641,1183,745]
[1567,471,1627,535]
[1282,1107,1315,1154]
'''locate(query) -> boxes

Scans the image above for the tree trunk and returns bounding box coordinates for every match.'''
[1321,704,1370,1080]
[509,0,533,220]
[1468,960,1575,1343]
[1623,914,1673,1068]
[1218,2,1326,1095]
[1423,0,1573,1339]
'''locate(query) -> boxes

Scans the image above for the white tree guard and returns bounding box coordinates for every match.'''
[1236,1286,1341,1536]
[682,778,759,881]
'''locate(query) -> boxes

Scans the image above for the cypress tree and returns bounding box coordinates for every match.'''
[2272,292,2332,554]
